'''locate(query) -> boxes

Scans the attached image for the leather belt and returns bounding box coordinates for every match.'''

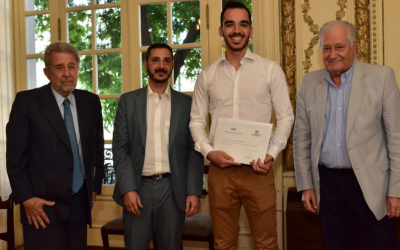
[142,173,170,179]
[319,165,353,172]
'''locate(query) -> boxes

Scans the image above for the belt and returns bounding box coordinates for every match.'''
[319,165,353,172]
[142,173,170,179]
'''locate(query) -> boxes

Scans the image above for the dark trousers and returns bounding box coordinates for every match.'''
[319,165,399,250]
[23,184,89,250]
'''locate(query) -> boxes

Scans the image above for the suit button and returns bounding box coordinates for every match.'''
[67,187,72,192]
[137,170,141,174]
[69,167,73,172]
[142,150,145,154]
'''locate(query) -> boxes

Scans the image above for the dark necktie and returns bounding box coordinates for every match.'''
[63,98,84,194]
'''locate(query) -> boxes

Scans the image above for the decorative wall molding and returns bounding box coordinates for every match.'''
[371,0,378,64]
[300,0,319,74]
[336,0,348,20]
[281,0,296,171]
[283,0,350,171]
[355,0,371,62]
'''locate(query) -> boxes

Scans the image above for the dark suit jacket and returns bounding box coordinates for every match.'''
[6,84,104,226]
[112,86,204,211]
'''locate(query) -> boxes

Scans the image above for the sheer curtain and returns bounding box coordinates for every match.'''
[0,2,20,248]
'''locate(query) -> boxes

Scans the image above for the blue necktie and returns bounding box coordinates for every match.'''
[63,98,84,194]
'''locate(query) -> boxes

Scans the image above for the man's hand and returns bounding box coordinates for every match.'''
[123,190,143,217]
[22,197,55,229]
[302,189,318,214]
[207,150,241,169]
[386,196,400,218]
[185,195,200,217]
[91,192,98,210]
[251,154,274,173]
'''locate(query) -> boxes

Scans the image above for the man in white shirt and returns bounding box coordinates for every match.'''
[190,1,294,249]
[112,43,204,250]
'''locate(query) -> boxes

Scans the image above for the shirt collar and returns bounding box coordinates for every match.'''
[147,84,171,99]
[220,48,255,65]
[324,62,355,87]
[51,85,76,108]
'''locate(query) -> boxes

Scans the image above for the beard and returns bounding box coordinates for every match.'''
[223,32,251,52]
[147,68,173,84]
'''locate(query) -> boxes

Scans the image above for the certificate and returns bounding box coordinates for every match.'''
[214,117,273,165]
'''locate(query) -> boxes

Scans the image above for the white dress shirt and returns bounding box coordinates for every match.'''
[190,49,294,160]
[142,85,171,176]
[51,87,85,178]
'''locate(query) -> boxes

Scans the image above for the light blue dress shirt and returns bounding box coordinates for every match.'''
[319,64,354,169]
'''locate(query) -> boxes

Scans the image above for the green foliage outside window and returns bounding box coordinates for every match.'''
[33,0,253,133]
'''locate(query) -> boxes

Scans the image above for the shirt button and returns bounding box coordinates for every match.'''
[339,90,342,93]
[338,107,342,110]
[337,125,340,128]
[337,143,340,146]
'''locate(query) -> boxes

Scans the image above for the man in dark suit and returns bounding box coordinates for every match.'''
[112,43,204,250]
[6,42,104,250]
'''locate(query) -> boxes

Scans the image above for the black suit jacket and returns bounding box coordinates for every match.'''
[6,84,104,226]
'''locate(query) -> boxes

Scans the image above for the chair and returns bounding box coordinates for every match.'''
[101,214,214,250]
[181,165,214,249]
[182,213,214,250]
[101,216,158,250]
[0,193,15,250]
[101,165,214,249]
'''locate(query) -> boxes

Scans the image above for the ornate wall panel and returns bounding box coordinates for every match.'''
[282,0,376,171]
[384,0,400,87]
[355,0,371,62]
[281,0,296,171]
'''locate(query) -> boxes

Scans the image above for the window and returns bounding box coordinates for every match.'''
[15,0,257,185]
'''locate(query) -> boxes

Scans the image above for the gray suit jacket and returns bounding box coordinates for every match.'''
[293,60,400,220]
[112,86,204,211]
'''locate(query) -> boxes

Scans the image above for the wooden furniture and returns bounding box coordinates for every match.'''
[286,187,324,250]
[286,187,400,250]
[182,214,214,250]
[100,216,158,250]
[0,193,15,250]
[101,165,214,249]
[101,213,214,250]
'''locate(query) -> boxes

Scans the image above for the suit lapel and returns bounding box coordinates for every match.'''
[135,87,148,148]
[315,77,328,141]
[40,84,71,150]
[346,60,367,141]
[74,90,92,156]
[169,89,182,151]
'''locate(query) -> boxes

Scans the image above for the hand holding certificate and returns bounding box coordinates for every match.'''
[213,118,273,165]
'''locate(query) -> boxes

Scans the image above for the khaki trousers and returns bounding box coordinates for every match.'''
[208,164,278,250]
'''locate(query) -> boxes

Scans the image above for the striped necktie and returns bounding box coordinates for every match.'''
[63,98,84,194]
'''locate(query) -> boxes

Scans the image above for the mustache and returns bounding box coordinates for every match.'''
[229,32,244,38]
[155,69,168,74]
[61,77,74,82]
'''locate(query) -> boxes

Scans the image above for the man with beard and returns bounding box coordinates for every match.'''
[112,43,204,249]
[6,42,104,250]
[190,1,293,249]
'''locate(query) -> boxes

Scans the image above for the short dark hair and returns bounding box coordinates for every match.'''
[220,1,252,28]
[145,43,173,61]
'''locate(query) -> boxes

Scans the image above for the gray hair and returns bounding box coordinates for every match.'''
[319,20,356,48]
[44,42,80,68]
